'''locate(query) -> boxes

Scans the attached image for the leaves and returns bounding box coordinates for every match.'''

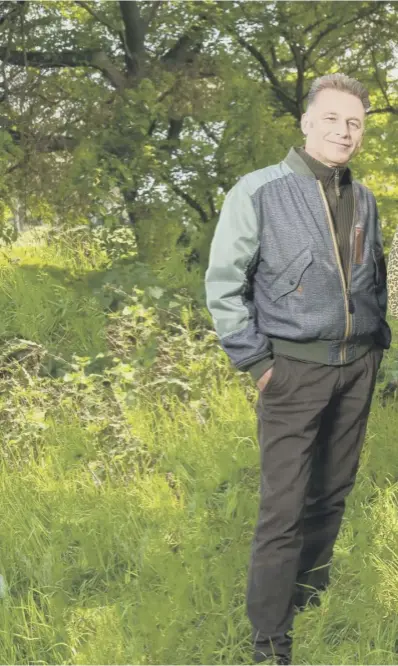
[0,0,396,258]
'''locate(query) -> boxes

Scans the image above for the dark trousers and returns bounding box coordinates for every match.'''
[247,347,383,661]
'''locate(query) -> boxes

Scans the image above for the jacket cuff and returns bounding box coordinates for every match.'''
[247,356,275,382]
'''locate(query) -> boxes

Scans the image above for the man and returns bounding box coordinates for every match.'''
[204,73,391,665]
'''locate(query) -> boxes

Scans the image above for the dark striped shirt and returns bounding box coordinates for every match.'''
[296,146,354,284]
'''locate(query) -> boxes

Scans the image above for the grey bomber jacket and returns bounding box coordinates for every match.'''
[204,147,391,381]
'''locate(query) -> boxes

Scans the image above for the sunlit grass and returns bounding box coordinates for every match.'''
[0,373,397,664]
[0,236,397,664]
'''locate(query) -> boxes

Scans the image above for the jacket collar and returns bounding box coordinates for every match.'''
[284,146,352,185]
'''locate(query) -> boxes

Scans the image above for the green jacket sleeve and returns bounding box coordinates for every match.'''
[204,178,273,381]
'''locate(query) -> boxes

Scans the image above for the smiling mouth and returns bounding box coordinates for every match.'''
[331,142,351,147]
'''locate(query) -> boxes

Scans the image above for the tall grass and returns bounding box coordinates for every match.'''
[0,232,397,665]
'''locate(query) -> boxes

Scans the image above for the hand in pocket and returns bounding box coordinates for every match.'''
[257,366,274,392]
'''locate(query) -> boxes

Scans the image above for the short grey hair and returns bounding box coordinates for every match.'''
[306,73,370,112]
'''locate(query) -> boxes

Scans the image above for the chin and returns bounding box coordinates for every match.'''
[327,152,351,165]
[332,144,355,160]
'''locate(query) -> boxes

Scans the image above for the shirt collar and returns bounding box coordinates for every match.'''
[295,146,352,186]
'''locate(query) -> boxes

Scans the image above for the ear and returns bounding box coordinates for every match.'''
[301,113,308,135]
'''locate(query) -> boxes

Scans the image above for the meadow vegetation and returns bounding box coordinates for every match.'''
[0,227,397,665]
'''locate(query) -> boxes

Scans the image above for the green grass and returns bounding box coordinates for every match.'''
[0,234,397,664]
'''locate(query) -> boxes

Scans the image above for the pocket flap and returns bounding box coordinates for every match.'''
[269,248,313,302]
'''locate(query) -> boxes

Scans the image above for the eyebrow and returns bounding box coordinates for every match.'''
[323,112,362,123]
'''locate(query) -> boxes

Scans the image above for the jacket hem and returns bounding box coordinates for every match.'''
[269,335,375,366]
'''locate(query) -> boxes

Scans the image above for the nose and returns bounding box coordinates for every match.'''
[335,122,350,137]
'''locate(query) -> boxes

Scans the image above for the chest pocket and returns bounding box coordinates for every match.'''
[269,248,313,302]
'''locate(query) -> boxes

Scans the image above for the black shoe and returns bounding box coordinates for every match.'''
[294,589,322,613]
[254,650,291,664]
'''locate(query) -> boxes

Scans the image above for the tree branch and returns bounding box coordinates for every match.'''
[5,160,24,175]
[169,182,209,223]
[198,122,234,193]
[230,29,299,118]
[0,47,127,89]
[36,135,79,152]
[166,118,184,149]
[75,1,124,43]
[305,4,384,61]
[288,41,305,116]
[371,48,392,109]
[6,128,79,152]
[309,41,347,68]
[207,193,216,218]
[161,15,209,70]
[0,46,93,68]
[142,1,164,30]
[0,3,19,26]
[303,15,331,35]
[153,117,185,154]
[90,50,127,89]
[119,0,145,76]
[367,106,398,115]
[199,121,219,144]
[147,118,157,137]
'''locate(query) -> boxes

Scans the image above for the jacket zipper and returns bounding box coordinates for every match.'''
[334,168,340,199]
[317,180,354,363]
[337,172,355,340]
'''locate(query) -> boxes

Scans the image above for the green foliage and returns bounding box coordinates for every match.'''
[46,223,138,266]
[0,1,396,263]
[0,3,397,663]
[0,218,396,664]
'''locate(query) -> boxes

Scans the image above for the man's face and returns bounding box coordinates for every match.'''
[300,88,365,167]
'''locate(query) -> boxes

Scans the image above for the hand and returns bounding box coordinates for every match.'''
[257,366,274,392]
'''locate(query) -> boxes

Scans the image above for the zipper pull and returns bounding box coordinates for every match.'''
[347,289,355,314]
[335,169,340,198]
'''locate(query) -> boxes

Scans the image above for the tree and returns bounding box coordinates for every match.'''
[0,1,397,263]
